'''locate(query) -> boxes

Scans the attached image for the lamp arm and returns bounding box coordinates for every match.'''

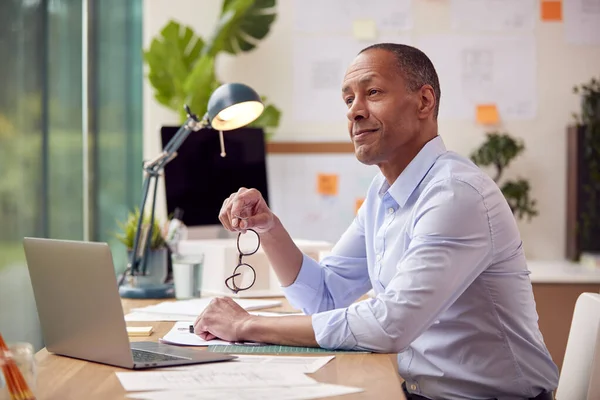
[140,174,161,276]
[127,109,210,281]
[127,172,153,278]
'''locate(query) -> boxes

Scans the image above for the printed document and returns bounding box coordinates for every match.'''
[126,383,363,400]
[126,298,282,320]
[116,364,317,392]
[175,354,335,374]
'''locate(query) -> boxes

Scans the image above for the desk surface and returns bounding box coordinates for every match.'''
[528,260,600,283]
[34,297,405,400]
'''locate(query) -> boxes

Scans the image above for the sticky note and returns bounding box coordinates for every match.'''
[355,198,365,215]
[127,326,153,337]
[476,104,499,125]
[317,174,339,196]
[352,19,377,40]
[541,1,562,22]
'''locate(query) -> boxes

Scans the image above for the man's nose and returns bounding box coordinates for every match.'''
[347,98,368,122]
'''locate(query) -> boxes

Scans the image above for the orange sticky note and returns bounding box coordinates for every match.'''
[476,104,499,125]
[317,174,338,196]
[541,1,562,22]
[355,198,365,215]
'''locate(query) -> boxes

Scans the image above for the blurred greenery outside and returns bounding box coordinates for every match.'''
[0,0,143,348]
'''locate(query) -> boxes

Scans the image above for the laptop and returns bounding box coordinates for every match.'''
[23,237,236,369]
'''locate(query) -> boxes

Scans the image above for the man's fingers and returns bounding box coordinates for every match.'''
[238,213,270,230]
[219,193,237,231]
[198,331,217,341]
[231,189,260,220]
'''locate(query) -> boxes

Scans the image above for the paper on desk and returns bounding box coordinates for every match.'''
[176,355,335,374]
[116,364,317,392]
[130,298,282,318]
[125,312,195,322]
[126,383,363,400]
[160,322,231,346]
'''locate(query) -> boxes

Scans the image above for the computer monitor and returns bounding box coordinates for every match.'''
[161,126,269,238]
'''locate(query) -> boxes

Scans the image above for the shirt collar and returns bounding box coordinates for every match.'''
[378,135,447,207]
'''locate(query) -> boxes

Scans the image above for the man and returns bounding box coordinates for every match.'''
[193,43,559,400]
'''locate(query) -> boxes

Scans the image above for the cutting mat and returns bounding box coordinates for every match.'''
[207,344,368,354]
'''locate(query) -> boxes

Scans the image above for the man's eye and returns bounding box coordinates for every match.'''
[345,97,354,105]
[369,89,379,95]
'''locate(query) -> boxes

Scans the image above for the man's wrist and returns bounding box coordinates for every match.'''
[237,314,261,342]
[259,215,282,240]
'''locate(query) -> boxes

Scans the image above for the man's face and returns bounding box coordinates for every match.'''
[342,49,421,166]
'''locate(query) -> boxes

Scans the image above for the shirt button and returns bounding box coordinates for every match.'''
[376,254,382,261]
[387,207,394,215]
[410,384,417,391]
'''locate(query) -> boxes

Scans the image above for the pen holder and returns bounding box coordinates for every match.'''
[0,342,37,400]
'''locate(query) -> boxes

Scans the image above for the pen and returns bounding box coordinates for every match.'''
[189,324,194,333]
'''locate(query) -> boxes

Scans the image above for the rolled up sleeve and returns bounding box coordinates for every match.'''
[281,211,372,316]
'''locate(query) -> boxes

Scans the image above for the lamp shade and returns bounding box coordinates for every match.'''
[207,83,264,131]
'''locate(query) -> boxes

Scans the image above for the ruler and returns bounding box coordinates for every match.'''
[207,344,368,354]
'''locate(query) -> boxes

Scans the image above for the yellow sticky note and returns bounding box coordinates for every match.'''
[476,104,499,125]
[317,174,339,196]
[352,19,377,40]
[541,0,562,22]
[127,326,153,337]
[355,198,365,215]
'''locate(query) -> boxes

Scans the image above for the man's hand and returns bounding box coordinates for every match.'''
[219,187,275,233]
[192,297,318,347]
[192,297,252,342]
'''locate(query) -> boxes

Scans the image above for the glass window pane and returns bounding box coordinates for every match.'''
[95,0,143,274]
[0,0,46,350]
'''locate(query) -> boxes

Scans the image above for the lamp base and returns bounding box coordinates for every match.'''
[119,283,175,299]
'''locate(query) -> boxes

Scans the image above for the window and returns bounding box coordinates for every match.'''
[0,0,143,349]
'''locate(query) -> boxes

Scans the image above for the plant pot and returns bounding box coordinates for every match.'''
[126,247,169,285]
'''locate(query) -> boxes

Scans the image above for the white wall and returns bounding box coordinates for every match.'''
[143,0,600,260]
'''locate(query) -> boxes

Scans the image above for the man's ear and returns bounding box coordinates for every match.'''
[417,85,436,119]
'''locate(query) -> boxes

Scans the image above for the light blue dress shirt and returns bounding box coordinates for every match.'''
[282,136,559,400]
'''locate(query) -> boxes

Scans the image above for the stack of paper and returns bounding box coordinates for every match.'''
[117,359,363,400]
[125,298,282,322]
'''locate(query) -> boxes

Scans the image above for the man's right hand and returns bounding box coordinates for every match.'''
[218,187,275,234]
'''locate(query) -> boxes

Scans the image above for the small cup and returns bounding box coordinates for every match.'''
[0,342,36,400]
[171,255,203,299]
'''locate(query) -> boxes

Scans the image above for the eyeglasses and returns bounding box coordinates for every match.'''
[225,229,260,294]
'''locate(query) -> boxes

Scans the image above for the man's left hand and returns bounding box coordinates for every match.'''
[192,297,252,342]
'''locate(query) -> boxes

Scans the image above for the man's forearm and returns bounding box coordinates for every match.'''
[240,315,319,347]
[259,216,304,287]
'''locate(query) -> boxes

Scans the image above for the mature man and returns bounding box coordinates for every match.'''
[193,43,559,400]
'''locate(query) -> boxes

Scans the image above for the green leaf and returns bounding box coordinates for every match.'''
[204,0,277,57]
[182,55,218,123]
[249,101,281,139]
[114,208,166,250]
[142,20,205,114]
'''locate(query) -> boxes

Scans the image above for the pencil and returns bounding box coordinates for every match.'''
[0,333,36,400]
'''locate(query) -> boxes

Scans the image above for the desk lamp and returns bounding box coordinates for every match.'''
[118,83,264,299]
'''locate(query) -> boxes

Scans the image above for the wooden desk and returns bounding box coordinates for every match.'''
[34,297,405,400]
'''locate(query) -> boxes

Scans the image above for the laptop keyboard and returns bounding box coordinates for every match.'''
[131,349,188,362]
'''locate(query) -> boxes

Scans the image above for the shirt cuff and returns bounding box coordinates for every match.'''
[312,299,391,352]
[280,253,323,311]
[312,308,358,350]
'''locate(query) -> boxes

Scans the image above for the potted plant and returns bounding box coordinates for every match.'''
[568,77,600,259]
[143,0,281,139]
[115,208,170,286]
[470,131,538,221]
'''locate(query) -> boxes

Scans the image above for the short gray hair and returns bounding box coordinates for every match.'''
[359,43,441,119]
